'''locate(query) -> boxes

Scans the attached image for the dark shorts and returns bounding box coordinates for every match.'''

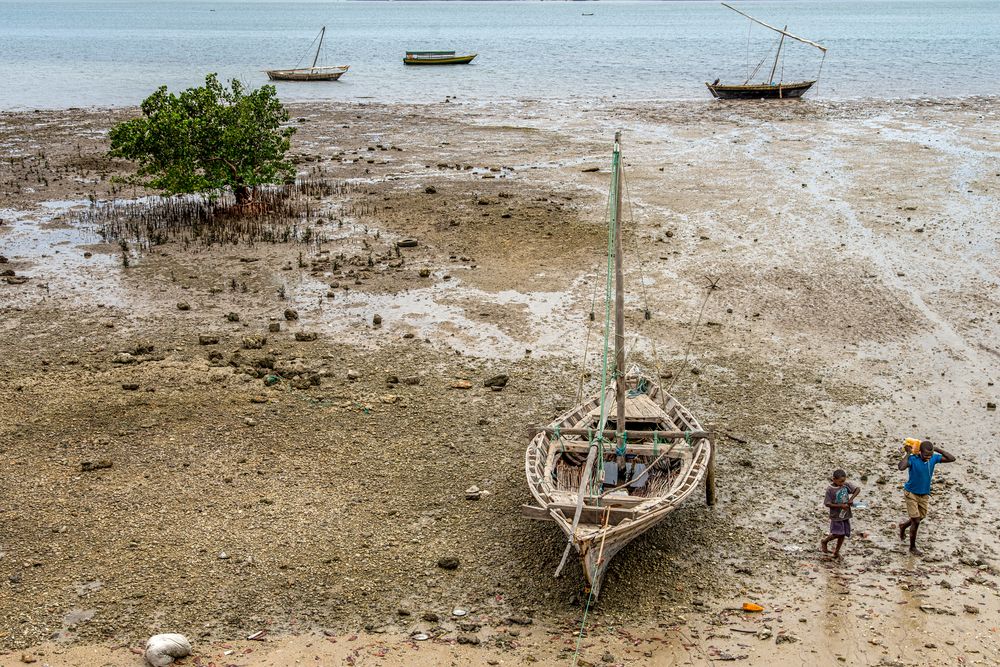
[829,519,851,537]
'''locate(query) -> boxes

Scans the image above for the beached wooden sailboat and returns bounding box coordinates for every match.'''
[403,50,477,66]
[266,27,349,82]
[523,133,715,599]
[706,3,827,100]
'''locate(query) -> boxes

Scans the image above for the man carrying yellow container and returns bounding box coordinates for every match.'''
[897,439,956,555]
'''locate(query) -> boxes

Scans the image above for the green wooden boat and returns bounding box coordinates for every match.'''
[403,50,477,66]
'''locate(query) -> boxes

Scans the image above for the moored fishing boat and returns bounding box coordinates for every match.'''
[706,3,827,100]
[403,50,477,66]
[266,27,350,82]
[523,132,715,599]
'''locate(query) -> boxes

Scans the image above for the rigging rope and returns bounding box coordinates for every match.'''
[577,186,614,405]
[814,50,827,94]
[291,29,324,71]
[665,279,716,395]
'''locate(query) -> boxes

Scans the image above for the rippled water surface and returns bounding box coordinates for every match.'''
[0,0,998,108]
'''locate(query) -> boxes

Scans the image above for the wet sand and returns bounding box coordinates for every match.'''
[1,97,998,666]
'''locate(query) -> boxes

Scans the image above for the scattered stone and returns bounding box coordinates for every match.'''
[581,166,600,173]
[465,485,481,500]
[198,334,219,345]
[418,268,431,278]
[775,633,799,644]
[112,352,136,364]
[381,394,400,404]
[483,373,509,389]
[293,377,315,390]
[268,322,281,333]
[373,314,383,327]
[294,332,318,342]
[396,238,419,248]
[249,396,268,404]
[422,612,439,623]
[244,417,256,427]
[19,654,37,664]
[226,312,240,322]
[81,460,113,472]
[988,402,996,411]
[919,605,955,615]
[964,605,980,614]
[122,383,140,391]
[347,370,361,381]
[5,275,28,285]
[451,379,473,389]
[0,255,6,263]
[602,652,615,663]
[176,302,191,311]
[144,633,192,667]
[284,309,299,321]
[0,268,14,276]
[242,335,266,349]
[424,186,437,194]
[401,376,420,386]
[456,634,480,646]
[506,614,533,626]
[437,556,460,570]
[218,551,229,560]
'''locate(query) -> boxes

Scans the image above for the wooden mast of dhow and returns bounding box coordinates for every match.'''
[612,131,626,438]
[768,26,787,85]
[311,27,326,69]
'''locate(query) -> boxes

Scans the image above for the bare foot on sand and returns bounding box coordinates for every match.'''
[909,547,923,556]
[898,522,908,541]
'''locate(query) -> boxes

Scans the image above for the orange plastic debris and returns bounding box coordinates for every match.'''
[742,603,764,612]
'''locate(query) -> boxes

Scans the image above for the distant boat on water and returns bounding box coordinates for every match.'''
[266,26,350,82]
[403,50,477,66]
[706,3,827,100]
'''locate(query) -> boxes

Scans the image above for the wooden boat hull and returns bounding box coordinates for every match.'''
[523,375,712,598]
[266,66,349,82]
[403,54,477,66]
[706,80,815,99]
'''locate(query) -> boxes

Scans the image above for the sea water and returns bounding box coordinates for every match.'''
[0,0,998,110]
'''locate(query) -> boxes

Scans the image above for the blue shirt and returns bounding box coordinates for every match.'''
[905,453,943,495]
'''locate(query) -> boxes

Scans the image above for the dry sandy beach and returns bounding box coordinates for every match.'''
[1,97,998,666]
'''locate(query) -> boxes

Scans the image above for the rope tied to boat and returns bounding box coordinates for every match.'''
[685,430,692,445]
[615,431,627,457]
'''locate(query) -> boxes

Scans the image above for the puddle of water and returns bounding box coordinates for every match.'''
[0,202,126,308]
[291,273,591,360]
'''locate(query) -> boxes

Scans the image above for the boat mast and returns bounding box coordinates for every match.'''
[768,26,787,85]
[612,131,626,436]
[311,26,326,69]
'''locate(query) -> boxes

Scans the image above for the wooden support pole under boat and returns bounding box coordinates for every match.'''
[706,441,718,506]
[529,426,710,441]
[612,131,626,437]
